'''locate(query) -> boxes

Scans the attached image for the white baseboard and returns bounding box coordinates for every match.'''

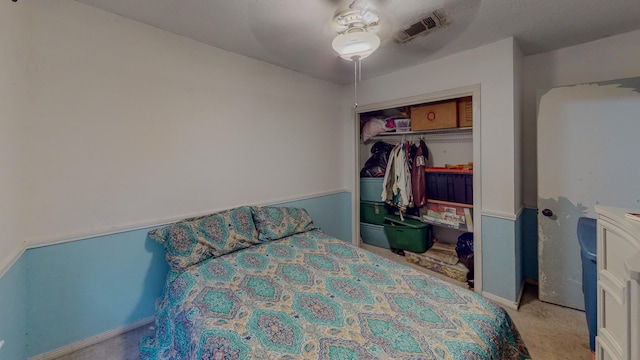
[29,316,154,360]
[481,277,531,312]
[482,291,521,310]
[515,278,526,310]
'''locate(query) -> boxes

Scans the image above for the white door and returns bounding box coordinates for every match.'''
[537,78,640,310]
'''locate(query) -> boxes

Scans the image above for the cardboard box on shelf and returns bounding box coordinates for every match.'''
[410,100,458,131]
[457,96,473,127]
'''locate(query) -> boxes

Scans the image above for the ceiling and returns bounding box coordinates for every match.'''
[73,0,640,85]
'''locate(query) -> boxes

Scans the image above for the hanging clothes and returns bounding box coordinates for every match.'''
[381,144,399,204]
[411,139,429,207]
[381,142,413,213]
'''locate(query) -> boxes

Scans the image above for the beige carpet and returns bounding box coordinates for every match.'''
[506,285,592,360]
[55,245,592,360]
[54,324,153,360]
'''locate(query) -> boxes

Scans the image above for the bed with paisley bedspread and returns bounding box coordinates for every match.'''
[140,206,530,360]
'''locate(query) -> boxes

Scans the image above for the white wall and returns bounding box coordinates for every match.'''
[513,41,523,213]
[522,29,640,207]
[1,0,346,266]
[350,38,519,215]
[0,1,28,271]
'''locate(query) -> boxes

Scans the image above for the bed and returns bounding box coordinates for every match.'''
[141,206,530,359]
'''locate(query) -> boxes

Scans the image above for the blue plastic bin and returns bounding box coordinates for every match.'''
[577,217,597,352]
[360,178,384,202]
[360,222,390,249]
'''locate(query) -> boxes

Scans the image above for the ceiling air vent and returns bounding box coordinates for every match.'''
[395,11,446,43]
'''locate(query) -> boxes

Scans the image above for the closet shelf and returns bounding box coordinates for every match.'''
[427,199,473,208]
[365,127,472,143]
[421,200,474,232]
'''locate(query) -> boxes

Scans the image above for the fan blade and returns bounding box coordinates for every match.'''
[326,0,389,12]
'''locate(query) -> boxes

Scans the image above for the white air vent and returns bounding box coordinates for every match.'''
[395,11,446,43]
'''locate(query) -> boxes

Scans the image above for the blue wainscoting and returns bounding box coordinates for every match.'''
[5,191,351,359]
[277,192,351,242]
[25,228,169,357]
[521,208,538,281]
[0,256,28,360]
[481,214,524,303]
[515,213,523,296]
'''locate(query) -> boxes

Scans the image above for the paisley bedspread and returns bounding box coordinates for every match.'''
[142,229,530,359]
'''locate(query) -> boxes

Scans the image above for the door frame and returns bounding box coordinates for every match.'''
[536,77,640,310]
[352,84,483,294]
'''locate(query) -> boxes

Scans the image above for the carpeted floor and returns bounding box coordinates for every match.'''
[506,284,592,360]
[54,245,592,360]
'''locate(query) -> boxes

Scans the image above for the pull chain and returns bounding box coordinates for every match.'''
[353,55,361,109]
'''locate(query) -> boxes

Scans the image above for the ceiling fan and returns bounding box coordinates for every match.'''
[246,0,477,84]
[327,0,455,60]
[329,1,384,60]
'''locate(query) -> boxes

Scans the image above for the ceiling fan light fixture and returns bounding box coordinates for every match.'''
[332,31,380,60]
[334,9,379,30]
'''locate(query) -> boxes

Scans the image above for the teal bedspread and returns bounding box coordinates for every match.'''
[142,229,530,359]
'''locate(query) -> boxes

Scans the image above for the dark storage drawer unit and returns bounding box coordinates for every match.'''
[383,215,432,253]
[426,168,473,204]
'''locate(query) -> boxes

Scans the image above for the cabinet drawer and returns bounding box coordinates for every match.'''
[599,220,639,283]
[630,278,640,360]
[597,337,622,360]
[595,206,640,360]
[598,283,627,358]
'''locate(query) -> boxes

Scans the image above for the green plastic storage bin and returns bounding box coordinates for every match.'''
[383,215,432,253]
[360,222,390,249]
[360,201,390,225]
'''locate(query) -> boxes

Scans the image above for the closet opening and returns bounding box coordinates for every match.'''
[353,84,482,294]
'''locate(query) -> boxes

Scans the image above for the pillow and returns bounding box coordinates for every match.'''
[149,207,259,271]
[251,206,317,241]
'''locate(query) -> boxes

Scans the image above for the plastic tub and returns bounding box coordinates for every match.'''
[425,168,473,204]
[360,177,384,202]
[360,222,390,249]
[394,118,411,132]
[577,216,597,352]
[360,201,390,225]
[383,215,432,253]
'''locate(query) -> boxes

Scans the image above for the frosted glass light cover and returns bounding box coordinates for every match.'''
[332,32,380,60]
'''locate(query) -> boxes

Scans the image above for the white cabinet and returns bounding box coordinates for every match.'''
[629,266,640,360]
[595,206,640,360]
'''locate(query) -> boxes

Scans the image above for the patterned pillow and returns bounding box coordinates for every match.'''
[251,206,318,241]
[148,207,260,271]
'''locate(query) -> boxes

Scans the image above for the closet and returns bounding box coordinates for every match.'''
[355,86,481,290]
